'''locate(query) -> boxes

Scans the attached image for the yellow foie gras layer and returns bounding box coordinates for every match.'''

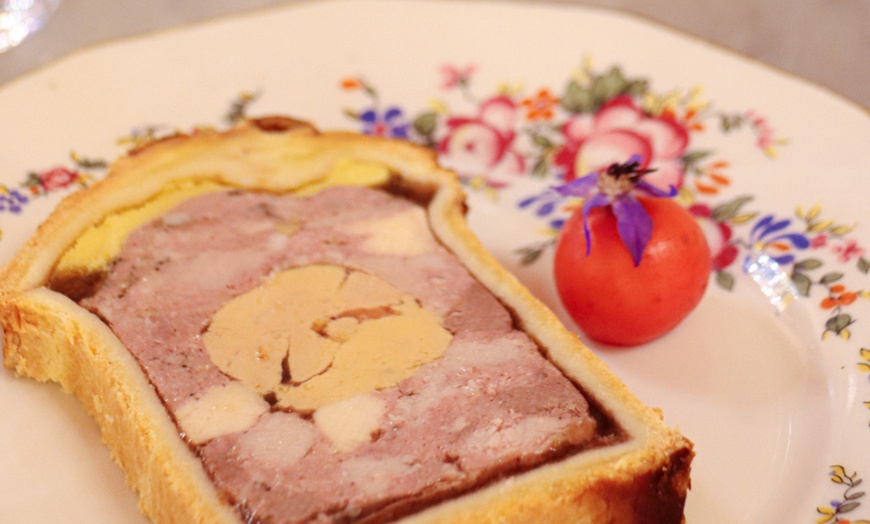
[53,159,391,276]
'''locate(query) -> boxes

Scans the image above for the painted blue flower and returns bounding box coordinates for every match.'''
[0,189,29,214]
[551,155,677,266]
[359,107,410,139]
[517,193,569,233]
[746,214,810,265]
[518,189,563,218]
[549,217,566,231]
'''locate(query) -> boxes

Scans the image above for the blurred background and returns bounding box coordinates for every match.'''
[1,0,868,109]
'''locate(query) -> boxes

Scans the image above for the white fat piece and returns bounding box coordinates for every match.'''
[174,381,269,444]
[348,207,437,256]
[313,393,387,452]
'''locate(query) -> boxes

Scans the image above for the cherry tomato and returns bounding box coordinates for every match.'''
[553,196,711,346]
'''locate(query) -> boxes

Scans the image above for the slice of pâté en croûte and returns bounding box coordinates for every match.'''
[0,116,692,524]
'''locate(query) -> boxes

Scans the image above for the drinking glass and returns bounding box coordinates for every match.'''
[0,0,61,53]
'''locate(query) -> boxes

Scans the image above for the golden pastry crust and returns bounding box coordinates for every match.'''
[0,116,692,524]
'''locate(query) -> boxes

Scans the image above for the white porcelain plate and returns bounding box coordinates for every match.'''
[1,1,868,522]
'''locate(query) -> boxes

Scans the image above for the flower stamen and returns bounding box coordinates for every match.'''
[551,155,676,266]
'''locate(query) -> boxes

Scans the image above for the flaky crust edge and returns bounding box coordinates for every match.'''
[0,117,692,524]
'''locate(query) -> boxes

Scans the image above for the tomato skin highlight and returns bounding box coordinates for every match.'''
[553,196,712,346]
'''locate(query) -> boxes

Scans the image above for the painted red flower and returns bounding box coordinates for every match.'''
[440,64,476,89]
[553,95,689,192]
[689,203,738,271]
[437,95,525,183]
[38,166,80,192]
[810,233,829,248]
[832,238,865,263]
[744,109,777,151]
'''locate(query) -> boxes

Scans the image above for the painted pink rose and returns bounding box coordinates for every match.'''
[38,166,79,192]
[437,95,525,184]
[553,95,689,191]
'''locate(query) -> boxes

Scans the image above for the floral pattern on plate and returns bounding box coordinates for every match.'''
[338,62,870,521]
[0,59,867,521]
[0,162,96,220]
[818,466,870,524]
[340,62,870,340]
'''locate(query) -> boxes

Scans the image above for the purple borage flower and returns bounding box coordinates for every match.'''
[552,154,677,266]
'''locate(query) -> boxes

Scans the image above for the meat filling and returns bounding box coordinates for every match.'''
[75,185,602,523]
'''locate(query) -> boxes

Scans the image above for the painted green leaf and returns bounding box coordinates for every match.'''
[23,173,41,188]
[72,155,107,169]
[532,134,554,149]
[516,241,554,265]
[517,248,540,265]
[820,272,845,285]
[794,258,823,271]
[531,158,549,178]
[561,80,593,114]
[412,112,438,137]
[837,501,860,513]
[826,314,853,334]
[715,270,735,291]
[624,79,648,97]
[711,195,755,223]
[791,272,812,297]
[719,114,743,133]
[858,257,870,274]
[681,149,712,167]
[845,490,865,500]
[590,67,628,106]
